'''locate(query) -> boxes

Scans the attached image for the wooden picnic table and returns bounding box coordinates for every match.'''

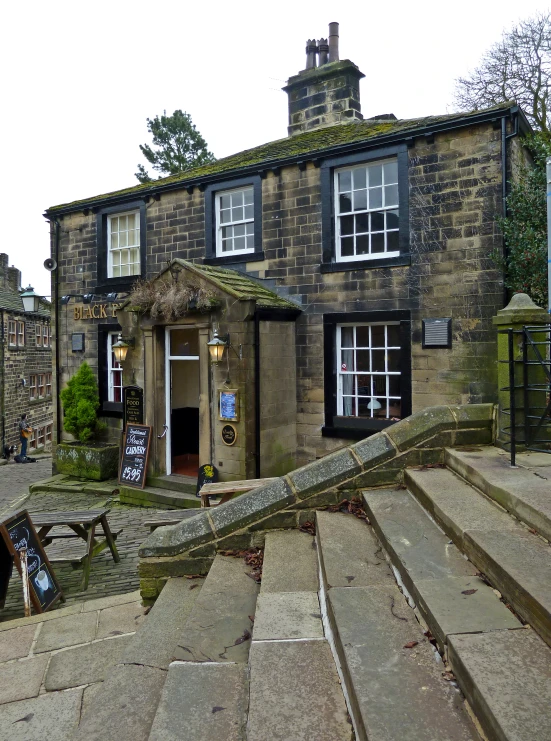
[29,509,121,591]
[200,477,278,507]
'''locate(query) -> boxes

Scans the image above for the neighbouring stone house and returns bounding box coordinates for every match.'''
[0,254,53,456]
[44,25,531,481]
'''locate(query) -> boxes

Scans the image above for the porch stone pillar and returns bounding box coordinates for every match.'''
[493,293,549,450]
[198,327,211,467]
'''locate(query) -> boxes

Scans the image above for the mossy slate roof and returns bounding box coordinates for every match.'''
[47,102,516,214]
[175,260,300,310]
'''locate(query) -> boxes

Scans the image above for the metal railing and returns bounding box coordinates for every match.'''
[499,325,551,465]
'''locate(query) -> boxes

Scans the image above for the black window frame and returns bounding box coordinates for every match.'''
[320,144,410,273]
[96,200,146,293]
[203,175,264,265]
[322,310,412,440]
[98,324,123,417]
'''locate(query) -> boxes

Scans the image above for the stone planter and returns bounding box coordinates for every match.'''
[55,442,120,481]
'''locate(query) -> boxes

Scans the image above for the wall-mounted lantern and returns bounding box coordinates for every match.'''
[112,333,135,363]
[207,329,228,364]
[21,286,40,313]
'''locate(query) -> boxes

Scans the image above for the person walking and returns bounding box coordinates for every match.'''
[18,414,32,458]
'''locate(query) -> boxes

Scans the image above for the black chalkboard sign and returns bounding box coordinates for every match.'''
[119,423,152,489]
[123,385,144,428]
[0,511,63,613]
[195,464,219,497]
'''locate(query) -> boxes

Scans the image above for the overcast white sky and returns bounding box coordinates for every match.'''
[1,0,550,298]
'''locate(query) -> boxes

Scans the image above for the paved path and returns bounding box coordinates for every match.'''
[0,463,184,623]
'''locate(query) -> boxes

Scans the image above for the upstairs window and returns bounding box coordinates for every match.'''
[17,321,25,347]
[216,187,255,256]
[108,210,141,278]
[335,160,399,262]
[46,373,52,397]
[38,374,45,398]
[36,325,43,347]
[29,375,37,400]
[45,424,52,443]
[43,325,50,348]
[8,320,16,347]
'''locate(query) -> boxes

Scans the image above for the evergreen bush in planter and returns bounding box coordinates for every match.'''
[55,362,119,480]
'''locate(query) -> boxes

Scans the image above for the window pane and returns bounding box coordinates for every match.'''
[389,375,401,396]
[386,210,399,230]
[353,189,367,212]
[387,324,400,346]
[384,184,399,207]
[369,187,382,209]
[246,234,255,249]
[341,237,354,257]
[220,194,231,209]
[387,231,400,252]
[356,350,370,372]
[371,325,385,347]
[119,230,128,248]
[384,161,398,183]
[234,224,245,237]
[222,239,231,252]
[369,164,382,186]
[355,213,369,233]
[356,234,369,255]
[371,212,384,232]
[372,233,385,253]
[388,351,401,372]
[341,326,354,348]
[220,209,230,224]
[232,207,244,222]
[356,326,370,347]
[338,171,352,192]
[112,265,120,278]
[231,191,244,206]
[119,215,127,231]
[111,233,118,249]
[244,189,253,205]
[234,236,246,251]
[244,205,254,220]
[353,168,366,190]
[340,215,354,236]
[339,193,352,213]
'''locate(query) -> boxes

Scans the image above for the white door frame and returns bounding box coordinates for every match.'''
[164,326,200,476]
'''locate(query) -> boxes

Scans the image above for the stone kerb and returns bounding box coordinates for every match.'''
[138,403,495,603]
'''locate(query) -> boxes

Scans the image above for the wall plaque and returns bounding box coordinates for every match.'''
[71,333,85,352]
[123,386,144,428]
[0,511,63,613]
[219,389,239,422]
[221,424,237,446]
[119,424,152,489]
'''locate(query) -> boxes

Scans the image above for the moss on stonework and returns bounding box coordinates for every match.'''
[55,442,119,481]
[46,102,514,215]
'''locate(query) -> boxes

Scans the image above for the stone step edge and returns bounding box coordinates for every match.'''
[445,448,551,542]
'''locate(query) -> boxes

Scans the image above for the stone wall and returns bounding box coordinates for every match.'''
[52,119,511,467]
[1,312,53,452]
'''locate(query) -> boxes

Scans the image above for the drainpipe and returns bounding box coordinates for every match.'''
[501,113,519,307]
[254,312,261,478]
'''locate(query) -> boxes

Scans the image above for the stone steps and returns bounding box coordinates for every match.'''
[405,467,551,648]
[363,488,521,655]
[146,474,197,496]
[317,511,479,741]
[119,484,201,509]
[247,529,352,741]
[73,577,204,741]
[445,447,551,541]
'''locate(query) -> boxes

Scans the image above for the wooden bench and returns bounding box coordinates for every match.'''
[199,478,278,508]
[29,509,121,591]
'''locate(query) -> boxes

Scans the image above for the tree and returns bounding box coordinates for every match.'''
[454,12,551,132]
[135,110,215,183]
[495,132,551,307]
[60,362,105,442]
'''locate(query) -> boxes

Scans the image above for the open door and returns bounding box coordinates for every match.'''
[165,327,200,477]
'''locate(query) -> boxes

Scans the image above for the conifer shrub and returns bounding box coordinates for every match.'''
[60,362,106,443]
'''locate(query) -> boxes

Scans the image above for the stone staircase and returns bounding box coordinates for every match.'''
[72,444,551,741]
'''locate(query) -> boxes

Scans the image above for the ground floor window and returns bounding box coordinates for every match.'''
[337,323,402,420]
[108,331,123,403]
[323,311,411,439]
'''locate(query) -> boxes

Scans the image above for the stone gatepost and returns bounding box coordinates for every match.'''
[493,293,549,450]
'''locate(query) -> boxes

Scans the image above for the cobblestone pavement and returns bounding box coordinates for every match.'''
[0,463,182,623]
[0,458,53,517]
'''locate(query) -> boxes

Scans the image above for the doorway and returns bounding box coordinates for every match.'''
[165,327,200,477]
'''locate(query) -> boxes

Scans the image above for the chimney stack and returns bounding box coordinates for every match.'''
[283,22,364,136]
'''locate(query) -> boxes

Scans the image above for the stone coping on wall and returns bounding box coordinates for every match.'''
[139,404,495,561]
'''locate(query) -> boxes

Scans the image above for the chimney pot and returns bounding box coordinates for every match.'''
[305,39,318,69]
[318,38,329,66]
[328,22,339,62]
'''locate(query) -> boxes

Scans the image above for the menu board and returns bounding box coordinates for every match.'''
[119,424,152,489]
[219,389,239,422]
[0,511,63,613]
[196,464,219,496]
[123,385,144,428]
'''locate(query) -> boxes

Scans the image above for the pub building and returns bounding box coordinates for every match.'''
[44,25,529,482]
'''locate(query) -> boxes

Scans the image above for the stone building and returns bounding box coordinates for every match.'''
[44,25,531,481]
[0,254,53,455]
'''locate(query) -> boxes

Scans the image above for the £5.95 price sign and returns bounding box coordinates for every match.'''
[118,424,152,489]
